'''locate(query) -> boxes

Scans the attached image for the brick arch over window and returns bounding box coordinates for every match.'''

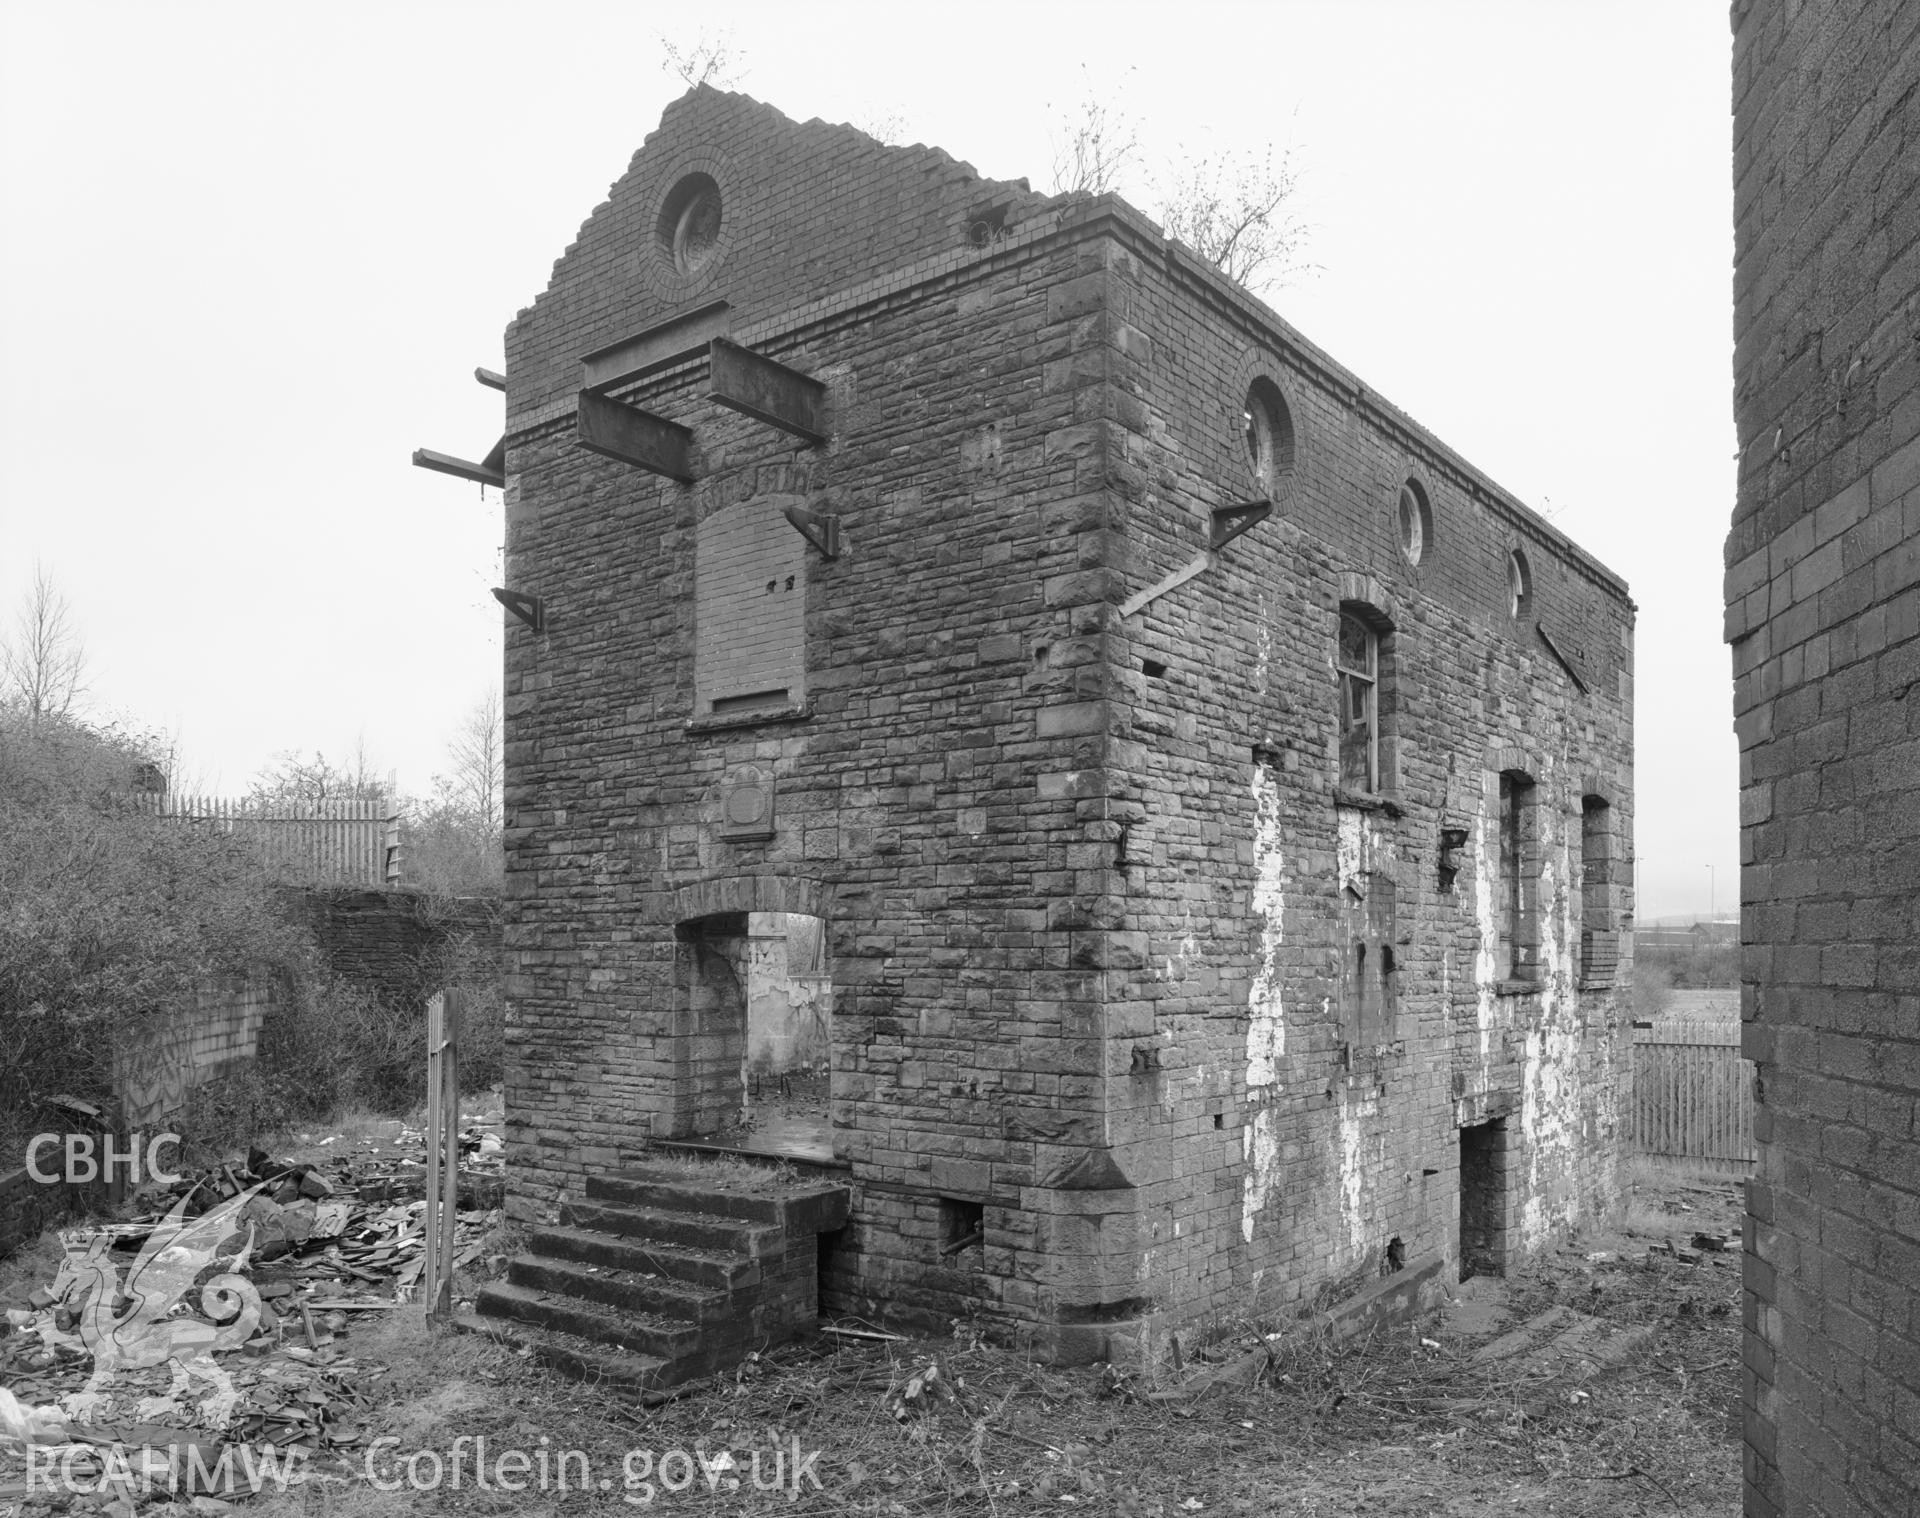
[643,149,741,300]
[1228,347,1310,500]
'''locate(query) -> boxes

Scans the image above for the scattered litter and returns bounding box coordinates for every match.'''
[0,1116,504,1505]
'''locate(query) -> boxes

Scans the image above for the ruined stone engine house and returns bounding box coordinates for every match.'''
[496,88,1636,1360]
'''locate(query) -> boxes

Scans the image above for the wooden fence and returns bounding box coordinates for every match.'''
[136,793,400,888]
[1632,1016,1755,1170]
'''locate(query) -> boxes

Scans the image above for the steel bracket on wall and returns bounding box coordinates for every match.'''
[412,446,503,489]
[491,588,545,633]
[781,504,841,559]
[708,338,828,444]
[1209,499,1272,551]
[576,391,698,482]
[1536,621,1593,694]
[1121,499,1275,620]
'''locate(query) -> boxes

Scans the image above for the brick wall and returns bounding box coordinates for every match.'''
[288,887,503,1009]
[1727,3,1920,1515]
[503,88,1634,1359]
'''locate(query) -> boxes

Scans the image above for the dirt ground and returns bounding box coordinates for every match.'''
[1,1153,1743,1517]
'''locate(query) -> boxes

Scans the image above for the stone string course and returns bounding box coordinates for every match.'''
[502,86,1635,1359]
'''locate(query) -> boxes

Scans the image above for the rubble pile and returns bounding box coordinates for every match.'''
[0,1117,506,1508]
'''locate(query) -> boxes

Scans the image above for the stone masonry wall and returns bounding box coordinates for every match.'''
[502,88,1634,1358]
[1069,213,1635,1333]
[1727,3,1920,1515]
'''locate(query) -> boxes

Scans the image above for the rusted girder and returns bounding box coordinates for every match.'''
[708,337,828,444]
[576,392,697,482]
[581,301,732,394]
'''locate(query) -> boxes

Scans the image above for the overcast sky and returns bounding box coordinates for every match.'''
[0,1,1735,920]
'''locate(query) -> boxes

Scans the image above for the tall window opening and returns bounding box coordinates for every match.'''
[1498,770,1539,982]
[1337,610,1378,792]
[1580,796,1619,984]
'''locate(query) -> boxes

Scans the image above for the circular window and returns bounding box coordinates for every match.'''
[1508,548,1533,620]
[657,173,723,276]
[1243,378,1295,498]
[1398,480,1432,565]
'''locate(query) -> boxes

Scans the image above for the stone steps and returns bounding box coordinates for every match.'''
[525,1224,761,1291]
[465,1158,850,1395]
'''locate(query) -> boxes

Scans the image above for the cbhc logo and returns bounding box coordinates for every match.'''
[26,1133,183,1185]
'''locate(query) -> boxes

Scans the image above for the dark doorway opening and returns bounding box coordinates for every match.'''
[1459,1118,1508,1281]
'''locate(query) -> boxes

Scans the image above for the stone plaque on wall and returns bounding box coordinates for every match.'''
[718,765,776,841]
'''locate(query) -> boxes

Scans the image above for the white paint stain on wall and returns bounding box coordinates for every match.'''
[1336,806,1365,895]
[1246,761,1286,1087]
[1338,1085,1381,1255]
[1254,593,1273,696]
[1154,904,1200,984]
[1242,1105,1279,1244]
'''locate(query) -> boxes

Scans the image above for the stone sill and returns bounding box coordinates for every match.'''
[686,701,812,736]
[1579,978,1616,992]
[1333,787,1407,818]
[1493,979,1542,997]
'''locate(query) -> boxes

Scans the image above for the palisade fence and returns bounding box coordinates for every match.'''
[135,793,400,888]
[1632,1016,1756,1171]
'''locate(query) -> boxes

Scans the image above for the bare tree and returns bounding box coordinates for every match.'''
[660,29,747,90]
[435,691,502,831]
[246,743,389,810]
[1,565,88,723]
[402,693,503,895]
[1046,66,1142,197]
[1155,142,1310,296]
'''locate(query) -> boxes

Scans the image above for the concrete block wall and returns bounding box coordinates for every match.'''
[112,978,270,1130]
[501,87,1634,1358]
[1728,2,1920,1514]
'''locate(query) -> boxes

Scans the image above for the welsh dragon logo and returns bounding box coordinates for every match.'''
[49,1183,266,1429]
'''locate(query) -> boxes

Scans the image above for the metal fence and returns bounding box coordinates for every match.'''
[1632,1016,1755,1171]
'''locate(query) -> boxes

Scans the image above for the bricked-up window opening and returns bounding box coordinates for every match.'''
[1337,611,1377,791]
[1498,772,1540,982]
[1507,548,1532,622]
[1580,796,1618,983]
[658,172,722,276]
[695,499,806,721]
[1398,481,1431,566]
[939,1197,984,1258]
[1352,942,1368,1034]
[1244,378,1295,498]
[1342,873,1397,1044]
[1459,1119,1509,1280]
